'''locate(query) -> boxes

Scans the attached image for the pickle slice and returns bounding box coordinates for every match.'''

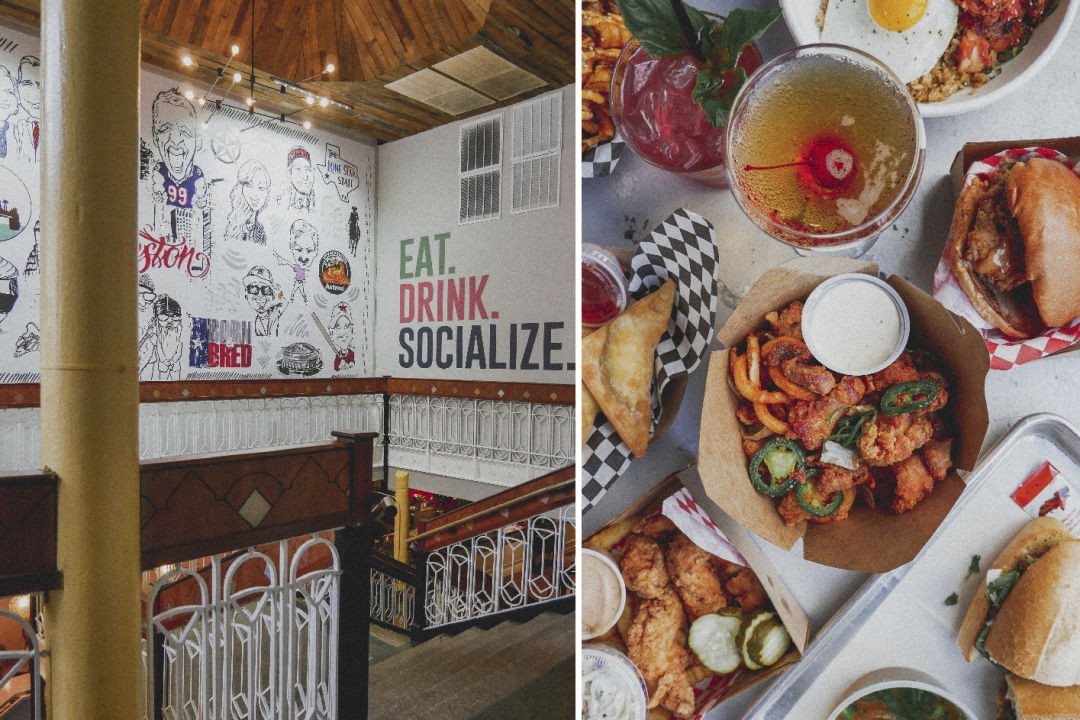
[688,612,742,675]
[745,617,792,668]
[738,610,775,671]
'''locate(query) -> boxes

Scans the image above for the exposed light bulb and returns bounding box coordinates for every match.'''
[246,96,254,106]
[184,90,195,100]
[182,55,193,67]
[305,96,315,105]
[231,44,240,56]
[318,97,329,108]
[302,120,312,130]
[197,97,206,106]
[325,63,335,73]
[233,72,242,83]
[9,595,30,621]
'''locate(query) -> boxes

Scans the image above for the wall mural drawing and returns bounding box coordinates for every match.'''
[224,158,270,245]
[13,55,38,164]
[0,27,377,383]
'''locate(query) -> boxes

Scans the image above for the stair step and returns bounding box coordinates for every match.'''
[369,612,574,720]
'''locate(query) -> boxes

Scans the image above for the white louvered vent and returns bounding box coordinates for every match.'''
[459,116,502,224]
[511,93,562,214]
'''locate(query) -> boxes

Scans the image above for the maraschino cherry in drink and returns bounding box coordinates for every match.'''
[611,37,763,185]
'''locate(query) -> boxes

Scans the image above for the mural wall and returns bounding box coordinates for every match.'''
[0,26,377,383]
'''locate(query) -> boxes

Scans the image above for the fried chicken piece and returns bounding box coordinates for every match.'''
[916,371,949,414]
[857,413,934,467]
[891,455,935,513]
[665,534,728,619]
[921,437,954,482]
[635,513,679,542]
[817,464,855,495]
[724,567,768,613]
[736,402,759,426]
[742,436,766,459]
[765,301,804,340]
[620,534,669,599]
[868,352,920,393]
[782,359,836,396]
[788,376,867,450]
[761,336,812,366]
[777,491,812,526]
[625,588,695,719]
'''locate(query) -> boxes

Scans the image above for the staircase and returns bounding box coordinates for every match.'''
[368,611,575,720]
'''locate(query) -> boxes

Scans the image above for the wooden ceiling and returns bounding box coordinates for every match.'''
[0,0,574,142]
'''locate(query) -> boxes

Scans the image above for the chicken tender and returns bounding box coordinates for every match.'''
[857,413,933,467]
[724,567,769,613]
[892,454,935,513]
[635,513,679,542]
[765,301,804,340]
[620,533,670,599]
[625,588,695,718]
[867,352,920,392]
[665,534,728,619]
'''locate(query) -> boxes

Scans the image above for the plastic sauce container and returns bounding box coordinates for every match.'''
[802,273,910,376]
[581,645,648,720]
[581,548,627,640]
[582,244,629,328]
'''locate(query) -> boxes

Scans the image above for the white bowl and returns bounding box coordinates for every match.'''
[580,548,627,641]
[826,668,980,720]
[780,0,1076,116]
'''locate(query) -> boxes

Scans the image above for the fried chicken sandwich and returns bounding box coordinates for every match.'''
[948,156,1080,338]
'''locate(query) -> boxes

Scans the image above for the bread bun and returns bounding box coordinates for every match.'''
[1007,158,1080,328]
[1004,673,1080,720]
[984,539,1080,686]
[958,516,1074,661]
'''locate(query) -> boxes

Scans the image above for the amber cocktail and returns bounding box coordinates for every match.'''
[725,44,925,255]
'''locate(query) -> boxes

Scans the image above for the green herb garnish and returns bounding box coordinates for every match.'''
[945,592,959,606]
[967,554,981,578]
[986,570,1020,608]
[615,0,781,128]
[827,408,877,449]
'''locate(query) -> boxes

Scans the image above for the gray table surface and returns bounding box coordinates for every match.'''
[581,6,1080,718]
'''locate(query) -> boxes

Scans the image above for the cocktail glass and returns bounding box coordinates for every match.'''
[609,14,763,187]
[725,44,925,256]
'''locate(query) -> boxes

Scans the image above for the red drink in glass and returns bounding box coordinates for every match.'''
[611,34,763,185]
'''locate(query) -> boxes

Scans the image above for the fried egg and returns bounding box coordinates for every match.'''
[821,0,958,84]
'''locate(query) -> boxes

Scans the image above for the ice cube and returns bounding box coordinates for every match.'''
[665,59,698,91]
[681,138,705,171]
[657,137,685,166]
[627,58,658,96]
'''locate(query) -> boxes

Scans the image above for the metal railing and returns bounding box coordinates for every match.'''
[0,605,42,720]
[368,465,575,637]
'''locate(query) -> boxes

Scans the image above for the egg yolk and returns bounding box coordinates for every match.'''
[867,0,927,31]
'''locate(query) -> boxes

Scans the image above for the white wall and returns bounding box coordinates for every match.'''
[375,86,576,384]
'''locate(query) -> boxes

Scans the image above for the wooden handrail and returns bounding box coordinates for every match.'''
[412,464,575,552]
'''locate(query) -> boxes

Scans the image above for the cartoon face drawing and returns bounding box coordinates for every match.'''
[241,163,271,212]
[288,151,314,196]
[289,220,319,269]
[153,297,184,366]
[0,69,18,123]
[329,306,354,351]
[16,57,39,119]
[152,89,201,182]
[244,275,276,313]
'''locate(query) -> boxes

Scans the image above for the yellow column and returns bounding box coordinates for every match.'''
[39,1,142,718]
[394,469,411,562]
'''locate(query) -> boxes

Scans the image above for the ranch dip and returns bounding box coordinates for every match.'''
[581,646,648,720]
[582,549,626,640]
[803,274,909,376]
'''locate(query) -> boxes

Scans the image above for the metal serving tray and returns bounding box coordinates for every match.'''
[740,413,1080,720]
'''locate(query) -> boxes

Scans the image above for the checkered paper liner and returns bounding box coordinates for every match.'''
[581,208,719,512]
[932,147,1080,370]
[582,134,626,178]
